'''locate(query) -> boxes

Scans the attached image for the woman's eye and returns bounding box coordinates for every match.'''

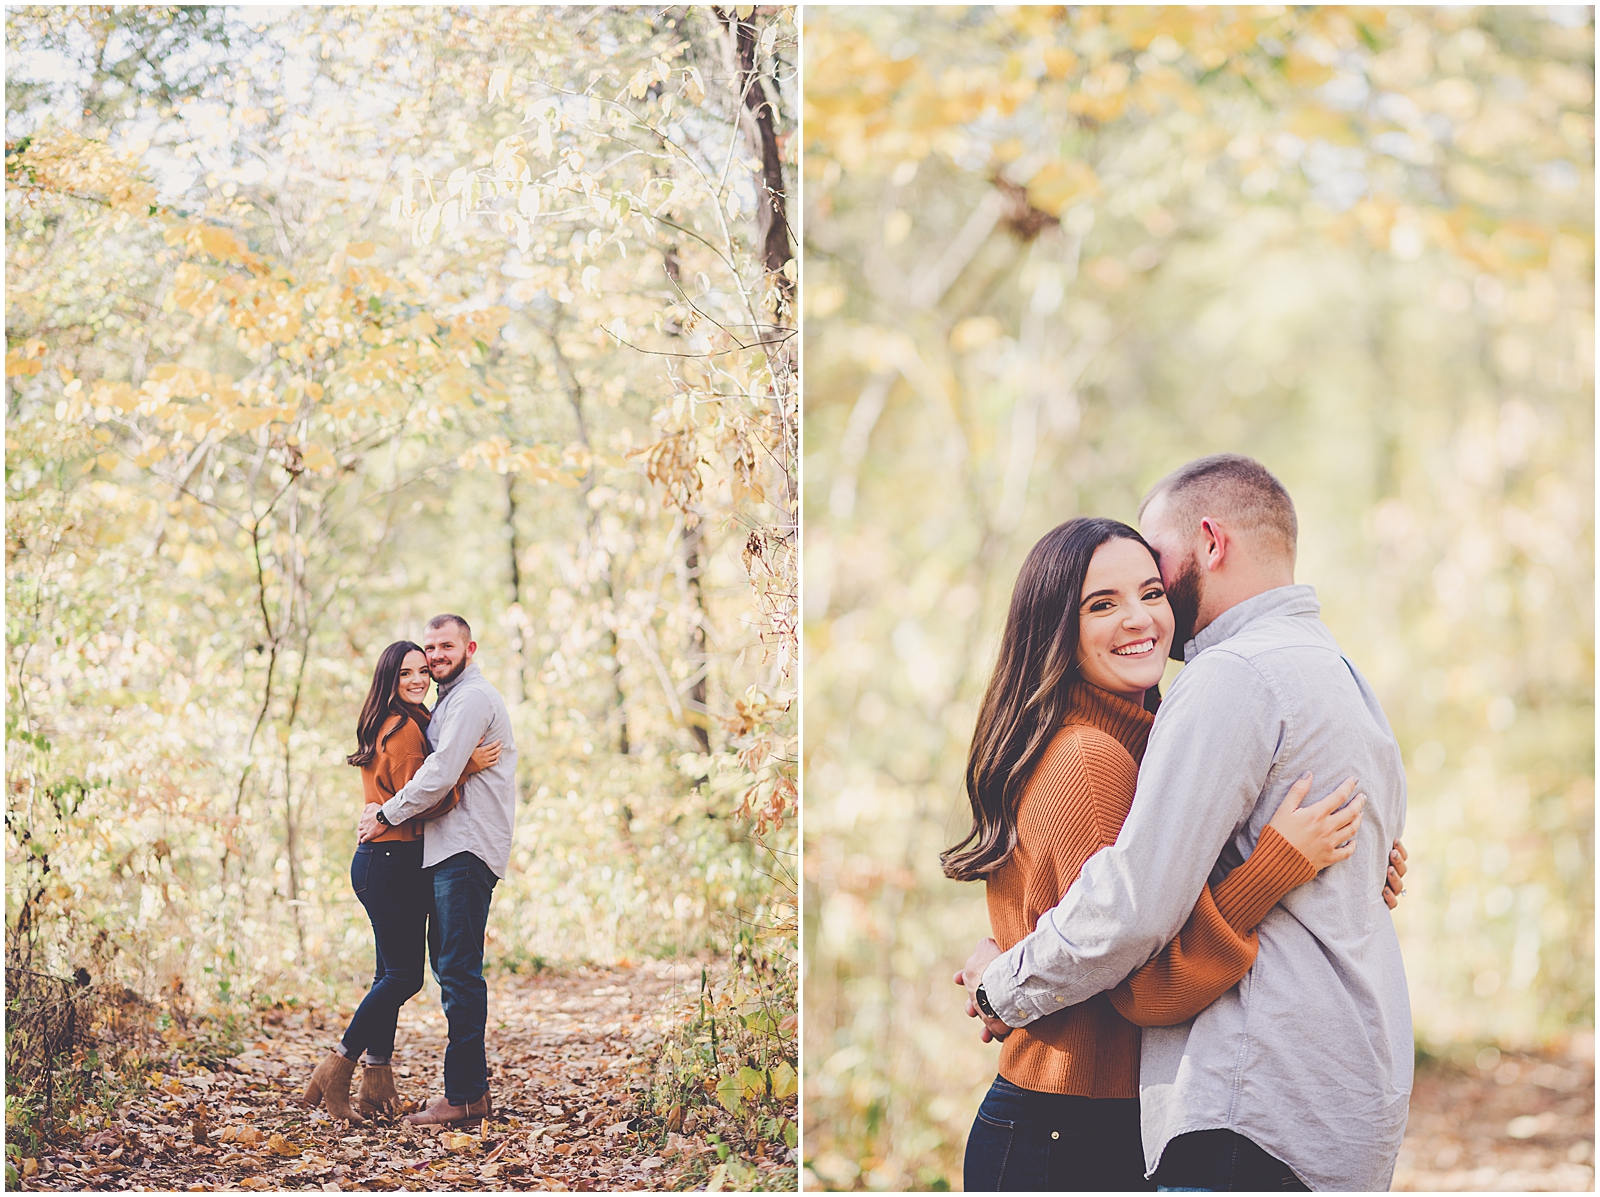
[1144,589,1164,601]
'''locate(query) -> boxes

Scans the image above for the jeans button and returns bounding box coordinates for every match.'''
[1051,1130,1060,1140]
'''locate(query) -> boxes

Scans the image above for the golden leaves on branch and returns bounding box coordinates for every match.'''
[634,420,706,522]
[1023,159,1100,218]
[8,126,158,214]
[720,684,796,834]
[458,437,588,487]
[164,222,264,271]
[5,338,47,378]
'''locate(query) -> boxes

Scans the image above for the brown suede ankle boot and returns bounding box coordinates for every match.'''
[356,1062,401,1118]
[401,1092,492,1126]
[301,1049,364,1122]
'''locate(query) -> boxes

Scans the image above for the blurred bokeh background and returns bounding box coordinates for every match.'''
[801,6,1592,1191]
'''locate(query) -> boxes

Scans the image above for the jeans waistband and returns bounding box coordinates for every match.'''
[354,839,424,856]
[983,1074,1140,1128]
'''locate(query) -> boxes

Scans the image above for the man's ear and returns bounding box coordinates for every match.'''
[466,640,478,657]
[1199,517,1229,572]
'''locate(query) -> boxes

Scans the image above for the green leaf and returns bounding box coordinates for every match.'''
[737,1064,765,1099]
[714,1073,744,1113]
[770,1060,797,1099]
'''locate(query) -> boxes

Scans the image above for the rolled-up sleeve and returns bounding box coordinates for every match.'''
[982,651,1284,1028]
[381,689,490,826]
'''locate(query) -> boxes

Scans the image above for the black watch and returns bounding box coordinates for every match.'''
[375,807,392,827]
[974,982,999,1021]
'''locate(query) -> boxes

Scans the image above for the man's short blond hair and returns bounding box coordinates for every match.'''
[1139,454,1297,559]
[426,612,472,641]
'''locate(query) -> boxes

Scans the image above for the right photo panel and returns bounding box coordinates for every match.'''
[801,7,1594,1193]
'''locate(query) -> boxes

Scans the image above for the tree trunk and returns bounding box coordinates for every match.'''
[683,519,712,755]
[505,471,530,704]
[663,244,715,759]
[721,9,794,300]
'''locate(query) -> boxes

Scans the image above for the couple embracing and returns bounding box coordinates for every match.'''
[949,455,1413,1192]
[302,613,517,1128]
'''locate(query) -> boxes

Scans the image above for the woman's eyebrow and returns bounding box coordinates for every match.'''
[1080,577,1163,607]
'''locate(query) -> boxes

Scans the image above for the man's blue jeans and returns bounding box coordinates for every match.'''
[425,851,498,1106]
[1152,1129,1308,1191]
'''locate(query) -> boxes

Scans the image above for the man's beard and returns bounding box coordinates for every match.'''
[430,655,468,685]
[1165,553,1202,658]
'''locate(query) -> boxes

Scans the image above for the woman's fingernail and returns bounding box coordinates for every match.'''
[1299,771,1312,781]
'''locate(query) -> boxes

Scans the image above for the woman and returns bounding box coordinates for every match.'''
[302,640,499,1122]
[943,518,1380,1191]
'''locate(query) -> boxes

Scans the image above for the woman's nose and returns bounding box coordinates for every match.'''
[1122,603,1152,629]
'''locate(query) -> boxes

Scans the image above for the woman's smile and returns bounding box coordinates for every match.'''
[1111,638,1156,657]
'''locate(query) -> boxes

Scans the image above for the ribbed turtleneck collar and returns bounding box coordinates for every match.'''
[1062,680,1155,763]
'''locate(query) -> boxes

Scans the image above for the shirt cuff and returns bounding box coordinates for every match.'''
[380,796,406,827]
[981,947,1049,1029]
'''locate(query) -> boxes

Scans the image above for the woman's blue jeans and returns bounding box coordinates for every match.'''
[341,840,428,1062]
[963,1074,1155,1191]
[425,850,498,1106]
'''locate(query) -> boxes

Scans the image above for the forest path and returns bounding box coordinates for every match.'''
[20,963,740,1193]
[1394,1043,1594,1192]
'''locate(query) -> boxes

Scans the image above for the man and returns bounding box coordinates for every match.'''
[358,613,517,1126]
[959,455,1411,1191]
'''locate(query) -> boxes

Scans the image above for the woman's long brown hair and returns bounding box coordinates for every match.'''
[347,640,430,767]
[942,517,1160,882]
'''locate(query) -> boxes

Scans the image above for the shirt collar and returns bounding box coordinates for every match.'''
[437,660,481,698]
[1183,584,1321,662]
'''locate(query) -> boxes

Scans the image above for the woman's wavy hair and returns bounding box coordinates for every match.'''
[347,640,430,767]
[941,517,1160,882]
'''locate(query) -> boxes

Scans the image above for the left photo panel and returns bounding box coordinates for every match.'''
[6,6,797,1191]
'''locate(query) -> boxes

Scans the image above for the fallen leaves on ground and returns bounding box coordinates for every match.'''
[1394,1041,1594,1191]
[13,962,793,1192]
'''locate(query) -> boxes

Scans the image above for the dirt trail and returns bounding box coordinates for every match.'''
[1394,1044,1594,1192]
[19,963,764,1192]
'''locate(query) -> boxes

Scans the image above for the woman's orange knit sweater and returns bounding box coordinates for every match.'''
[986,681,1316,1098]
[359,711,463,843]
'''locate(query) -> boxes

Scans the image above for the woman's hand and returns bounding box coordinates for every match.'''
[1382,840,1408,908]
[1267,773,1365,871]
[466,739,502,774]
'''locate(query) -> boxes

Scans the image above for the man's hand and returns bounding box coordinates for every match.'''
[955,937,1011,1042]
[1382,839,1408,909]
[358,803,383,843]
